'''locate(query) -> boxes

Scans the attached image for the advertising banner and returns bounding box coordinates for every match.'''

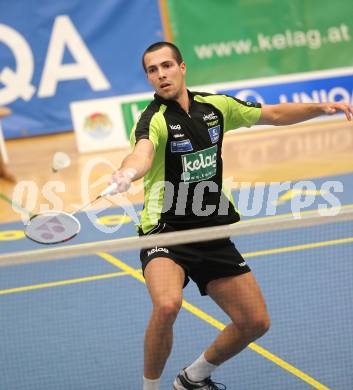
[0,1,162,139]
[69,91,155,152]
[112,68,353,139]
[216,69,353,107]
[2,0,353,143]
[166,0,353,85]
[70,97,128,153]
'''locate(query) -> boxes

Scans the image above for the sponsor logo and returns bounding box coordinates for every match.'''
[169,124,181,130]
[181,145,217,182]
[147,247,169,257]
[239,261,247,267]
[208,125,220,144]
[203,111,218,121]
[173,133,185,139]
[83,112,113,139]
[207,119,219,127]
[171,139,193,153]
[121,99,152,138]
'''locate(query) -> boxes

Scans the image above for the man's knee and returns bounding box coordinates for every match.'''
[252,311,270,338]
[153,297,182,324]
[237,310,270,340]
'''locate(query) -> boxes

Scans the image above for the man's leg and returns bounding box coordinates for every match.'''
[205,272,269,364]
[185,272,269,382]
[144,257,185,379]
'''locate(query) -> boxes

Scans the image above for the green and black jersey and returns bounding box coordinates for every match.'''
[131,90,261,233]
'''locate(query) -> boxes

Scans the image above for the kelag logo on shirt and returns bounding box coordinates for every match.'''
[181,145,217,183]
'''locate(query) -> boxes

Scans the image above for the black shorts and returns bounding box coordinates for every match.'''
[139,223,251,296]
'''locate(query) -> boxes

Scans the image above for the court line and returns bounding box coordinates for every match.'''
[237,203,353,225]
[244,236,353,258]
[98,252,329,390]
[0,271,129,295]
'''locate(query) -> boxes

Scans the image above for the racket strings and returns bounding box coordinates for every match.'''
[25,211,81,244]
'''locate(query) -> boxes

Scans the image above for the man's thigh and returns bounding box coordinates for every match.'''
[144,257,186,305]
[206,272,269,326]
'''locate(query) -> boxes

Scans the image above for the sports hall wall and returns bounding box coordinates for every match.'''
[1,0,352,141]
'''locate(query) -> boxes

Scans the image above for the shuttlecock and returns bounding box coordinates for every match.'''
[52,152,71,173]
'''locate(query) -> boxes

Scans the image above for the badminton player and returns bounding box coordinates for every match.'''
[110,42,353,390]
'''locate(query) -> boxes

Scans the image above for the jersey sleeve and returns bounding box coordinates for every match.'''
[195,93,261,133]
[223,95,261,132]
[130,107,161,150]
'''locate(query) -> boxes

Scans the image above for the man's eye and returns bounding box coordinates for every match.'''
[148,68,156,74]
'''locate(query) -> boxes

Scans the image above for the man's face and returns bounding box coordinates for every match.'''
[144,46,186,100]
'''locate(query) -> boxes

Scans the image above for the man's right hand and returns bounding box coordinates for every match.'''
[109,168,137,194]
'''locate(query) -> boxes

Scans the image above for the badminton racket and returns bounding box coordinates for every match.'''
[25,182,118,244]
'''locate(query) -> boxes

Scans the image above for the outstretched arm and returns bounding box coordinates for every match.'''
[110,139,155,193]
[257,101,353,126]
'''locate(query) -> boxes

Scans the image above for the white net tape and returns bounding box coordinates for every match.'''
[1,206,352,267]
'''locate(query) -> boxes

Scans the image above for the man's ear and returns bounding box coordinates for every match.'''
[180,61,186,75]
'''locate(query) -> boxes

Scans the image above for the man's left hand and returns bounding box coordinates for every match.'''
[322,102,353,121]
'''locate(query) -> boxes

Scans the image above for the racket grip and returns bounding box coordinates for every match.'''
[100,182,118,197]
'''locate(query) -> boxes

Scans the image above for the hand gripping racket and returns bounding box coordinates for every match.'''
[25,183,118,245]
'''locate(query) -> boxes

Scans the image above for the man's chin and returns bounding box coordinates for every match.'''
[158,89,177,100]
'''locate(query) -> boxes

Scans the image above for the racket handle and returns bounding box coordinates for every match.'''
[100,182,118,197]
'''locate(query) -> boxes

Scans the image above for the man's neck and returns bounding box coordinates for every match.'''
[175,87,190,113]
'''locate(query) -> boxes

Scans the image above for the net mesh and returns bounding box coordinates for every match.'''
[0,209,352,389]
[1,206,352,266]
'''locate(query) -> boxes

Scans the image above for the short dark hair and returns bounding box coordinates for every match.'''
[142,41,183,72]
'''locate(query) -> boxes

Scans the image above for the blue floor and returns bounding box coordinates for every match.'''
[0,173,352,389]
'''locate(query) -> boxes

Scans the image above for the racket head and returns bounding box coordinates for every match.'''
[25,211,81,244]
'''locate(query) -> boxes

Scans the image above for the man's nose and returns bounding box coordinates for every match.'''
[157,68,166,79]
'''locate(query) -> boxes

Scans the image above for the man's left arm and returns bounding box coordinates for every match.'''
[257,102,353,126]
